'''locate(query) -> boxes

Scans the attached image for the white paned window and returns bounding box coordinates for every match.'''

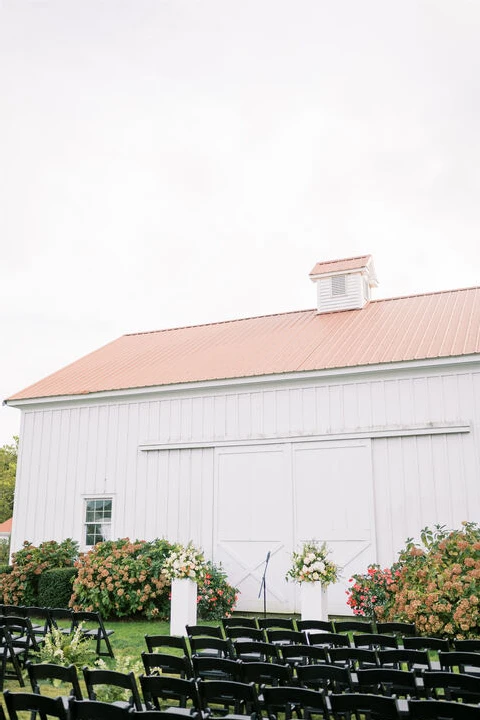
[331,274,346,296]
[84,498,112,547]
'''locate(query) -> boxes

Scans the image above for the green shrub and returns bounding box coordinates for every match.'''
[70,538,176,619]
[1,539,78,605]
[37,625,96,668]
[0,539,10,565]
[38,567,78,608]
[197,561,239,620]
[0,564,12,575]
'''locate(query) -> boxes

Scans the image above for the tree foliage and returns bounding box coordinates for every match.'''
[0,436,17,523]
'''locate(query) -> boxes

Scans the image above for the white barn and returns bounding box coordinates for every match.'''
[5,255,480,615]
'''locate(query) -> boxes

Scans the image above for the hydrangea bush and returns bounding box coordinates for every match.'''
[70,538,174,619]
[346,522,480,639]
[286,540,339,586]
[71,537,239,620]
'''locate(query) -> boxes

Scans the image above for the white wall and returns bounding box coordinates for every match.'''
[11,359,480,611]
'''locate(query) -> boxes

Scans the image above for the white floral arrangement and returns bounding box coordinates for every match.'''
[286,539,339,586]
[162,542,207,582]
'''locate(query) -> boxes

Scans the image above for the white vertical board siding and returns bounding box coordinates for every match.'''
[372,431,476,566]
[10,365,480,613]
[138,447,214,551]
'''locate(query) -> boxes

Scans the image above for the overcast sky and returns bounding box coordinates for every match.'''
[1,0,480,447]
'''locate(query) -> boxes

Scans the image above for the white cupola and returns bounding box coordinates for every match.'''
[309,254,378,314]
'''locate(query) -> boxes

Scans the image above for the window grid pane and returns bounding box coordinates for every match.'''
[84,498,112,547]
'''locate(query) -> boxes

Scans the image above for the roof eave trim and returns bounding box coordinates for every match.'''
[5,353,480,408]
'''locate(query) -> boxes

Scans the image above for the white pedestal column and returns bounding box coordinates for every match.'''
[170,578,198,636]
[300,582,328,621]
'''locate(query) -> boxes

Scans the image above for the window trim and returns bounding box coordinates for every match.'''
[83,495,114,549]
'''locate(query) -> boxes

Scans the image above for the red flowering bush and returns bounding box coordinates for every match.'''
[70,538,175,619]
[197,561,239,620]
[0,539,78,605]
[346,564,394,619]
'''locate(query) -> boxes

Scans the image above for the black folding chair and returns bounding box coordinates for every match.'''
[189,637,234,660]
[233,640,280,663]
[0,626,27,690]
[334,620,375,634]
[222,617,259,631]
[356,667,420,698]
[132,712,199,720]
[49,608,75,636]
[330,692,402,719]
[23,607,52,638]
[353,634,399,651]
[73,610,115,657]
[262,684,329,720]
[69,698,132,719]
[296,662,354,694]
[376,622,416,637]
[27,660,83,712]
[241,661,293,695]
[192,656,244,682]
[438,651,480,677]
[139,674,202,712]
[422,670,480,703]
[408,698,480,719]
[280,644,329,667]
[141,652,193,679]
[257,617,296,632]
[404,637,450,670]
[265,629,308,647]
[4,690,68,720]
[197,679,262,719]
[83,666,143,710]
[223,627,265,643]
[145,635,189,656]
[328,647,379,670]
[296,619,334,634]
[377,649,432,674]
[309,632,351,649]
[1,616,44,656]
[186,625,224,640]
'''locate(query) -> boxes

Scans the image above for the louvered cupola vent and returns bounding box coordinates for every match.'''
[309,254,378,314]
[331,274,347,296]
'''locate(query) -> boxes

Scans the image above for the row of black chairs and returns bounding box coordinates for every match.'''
[4,679,480,719]
[0,605,114,657]
[182,620,480,654]
[221,616,418,635]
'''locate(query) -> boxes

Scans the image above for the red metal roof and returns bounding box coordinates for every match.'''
[309,254,372,275]
[7,286,480,402]
[0,518,12,533]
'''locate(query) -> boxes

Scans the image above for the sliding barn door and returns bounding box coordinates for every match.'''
[292,439,376,614]
[214,444,294,613]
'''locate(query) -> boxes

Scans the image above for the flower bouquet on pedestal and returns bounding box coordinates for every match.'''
[286,540,339,621]
[163,543,207,635]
